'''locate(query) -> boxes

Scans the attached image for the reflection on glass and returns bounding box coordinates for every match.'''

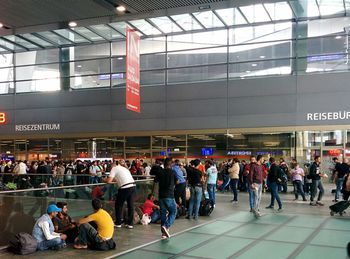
[140,37,166,54]
[239,4,271,23]
[264,2,293,20]
[149,17,182,33]
[0,82,14,94]
[229,23,292,45]
[229,41,292,62]
[129,19,161,36]
[215,8,247,26]
[36,31,72,45]
[0,38,16,50]
[289,0,319,18]
[192,11,224,28]
[16,78,60,93]
[0,67,13,82]
[167,30,227,51]
[229,59,291,79]
[167,64,227,84]
[3,36,39,49]
[21,34,54,47]
[168,47,227,68]
[108,22,128,36]
[70,58,110,76]
[170,14,202,31]
[72,27,104,41]
[125,136,150,160]
[54,29,90,44]
[70,74,110,89]
[15,49,59,65]
[89,25,124,40]
[318,0,344,16]
[68,43,110,61]
[323,130,343,146]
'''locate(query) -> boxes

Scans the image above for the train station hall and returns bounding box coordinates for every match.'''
[0,0,350,258]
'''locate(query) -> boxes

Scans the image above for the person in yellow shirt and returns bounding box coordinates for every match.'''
[74,199,116,250]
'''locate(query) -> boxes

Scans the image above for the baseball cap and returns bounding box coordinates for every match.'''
[47,204,62,214]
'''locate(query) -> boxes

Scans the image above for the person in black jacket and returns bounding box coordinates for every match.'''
[309,156,326,206]
[185,160,203,220]
[265,157,283,211]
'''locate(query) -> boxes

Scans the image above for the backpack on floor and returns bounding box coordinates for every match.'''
[8,232,37,255]
[199,199,214,216]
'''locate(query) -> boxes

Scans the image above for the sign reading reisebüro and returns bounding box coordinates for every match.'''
[307,111,350,121]
[15,123,60,132]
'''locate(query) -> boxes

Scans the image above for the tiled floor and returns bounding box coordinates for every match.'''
[117,211,349,259]
[1,184,350,258]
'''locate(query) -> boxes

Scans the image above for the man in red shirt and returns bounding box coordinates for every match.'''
[248,155,264,218]
[143,193,160,223]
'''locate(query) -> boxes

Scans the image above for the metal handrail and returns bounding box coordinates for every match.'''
[0,178,154,194]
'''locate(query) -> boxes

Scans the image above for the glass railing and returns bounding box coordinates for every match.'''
[0,178,157,247]
[0,173,154,190]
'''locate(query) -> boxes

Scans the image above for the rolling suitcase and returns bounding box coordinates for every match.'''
[329,200,350,216]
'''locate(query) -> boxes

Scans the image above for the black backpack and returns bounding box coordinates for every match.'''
[199,199,214,216]
[277,167,288,185]
[8,232,37,255]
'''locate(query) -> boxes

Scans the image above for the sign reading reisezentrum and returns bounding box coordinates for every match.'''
[307,111,350,121]
[15,123,60,131]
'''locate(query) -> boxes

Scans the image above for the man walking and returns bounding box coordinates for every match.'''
[153,158,177,239]
[309,156,326,206]
[265,157,283,211]
[248,155,264,217]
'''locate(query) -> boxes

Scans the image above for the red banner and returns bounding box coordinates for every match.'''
[126,28,140,113]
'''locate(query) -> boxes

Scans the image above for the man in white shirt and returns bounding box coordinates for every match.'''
[105,160,136,229]
[32,204,67,250]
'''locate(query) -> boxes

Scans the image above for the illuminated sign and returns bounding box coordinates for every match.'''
[328,149,341,156]
[307,111,350,121]
[0,112,6,124]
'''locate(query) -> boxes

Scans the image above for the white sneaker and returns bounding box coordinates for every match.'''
[114,224,122,228]
[161,226,170,238]
[126,225,134,229]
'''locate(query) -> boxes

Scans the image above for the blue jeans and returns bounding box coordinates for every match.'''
[247,185,254,210]
[207,184,216,204]
[293,180,306,200]
[335,177,344,200]
[159,198,177,229]
[268,182,282,209]
[221,174,230,192]
[151,209,160,223]
[230,179,239,201]
[252,183,262,212]
[37,237,65,251]
[188,186,202,218]
[310,180,324,202]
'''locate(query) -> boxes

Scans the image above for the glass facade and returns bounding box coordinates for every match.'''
[0,130,349,170]
[1,3,350,94]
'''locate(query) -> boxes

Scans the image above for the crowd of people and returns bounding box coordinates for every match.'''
[4,154,350,252]
[0,158,152,190]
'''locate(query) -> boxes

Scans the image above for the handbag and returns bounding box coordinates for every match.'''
[141,214,151,225]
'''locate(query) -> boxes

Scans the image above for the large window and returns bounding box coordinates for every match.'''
[5,15,350,93]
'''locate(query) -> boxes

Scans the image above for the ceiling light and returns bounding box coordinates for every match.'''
[251,63,257,67]
[259,55,265,59]
[69,21,77,27]
[116,5,126,12]
[246,70,251,73]
[117,57,124,60]
[77,65,82,68]
[0,23,3,28]
[335,35,342,39]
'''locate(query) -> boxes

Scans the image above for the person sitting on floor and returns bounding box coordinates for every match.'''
[53,202,78,243]
[32,204,67,251]
[143,193,161,223]
[74,199,116,250]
